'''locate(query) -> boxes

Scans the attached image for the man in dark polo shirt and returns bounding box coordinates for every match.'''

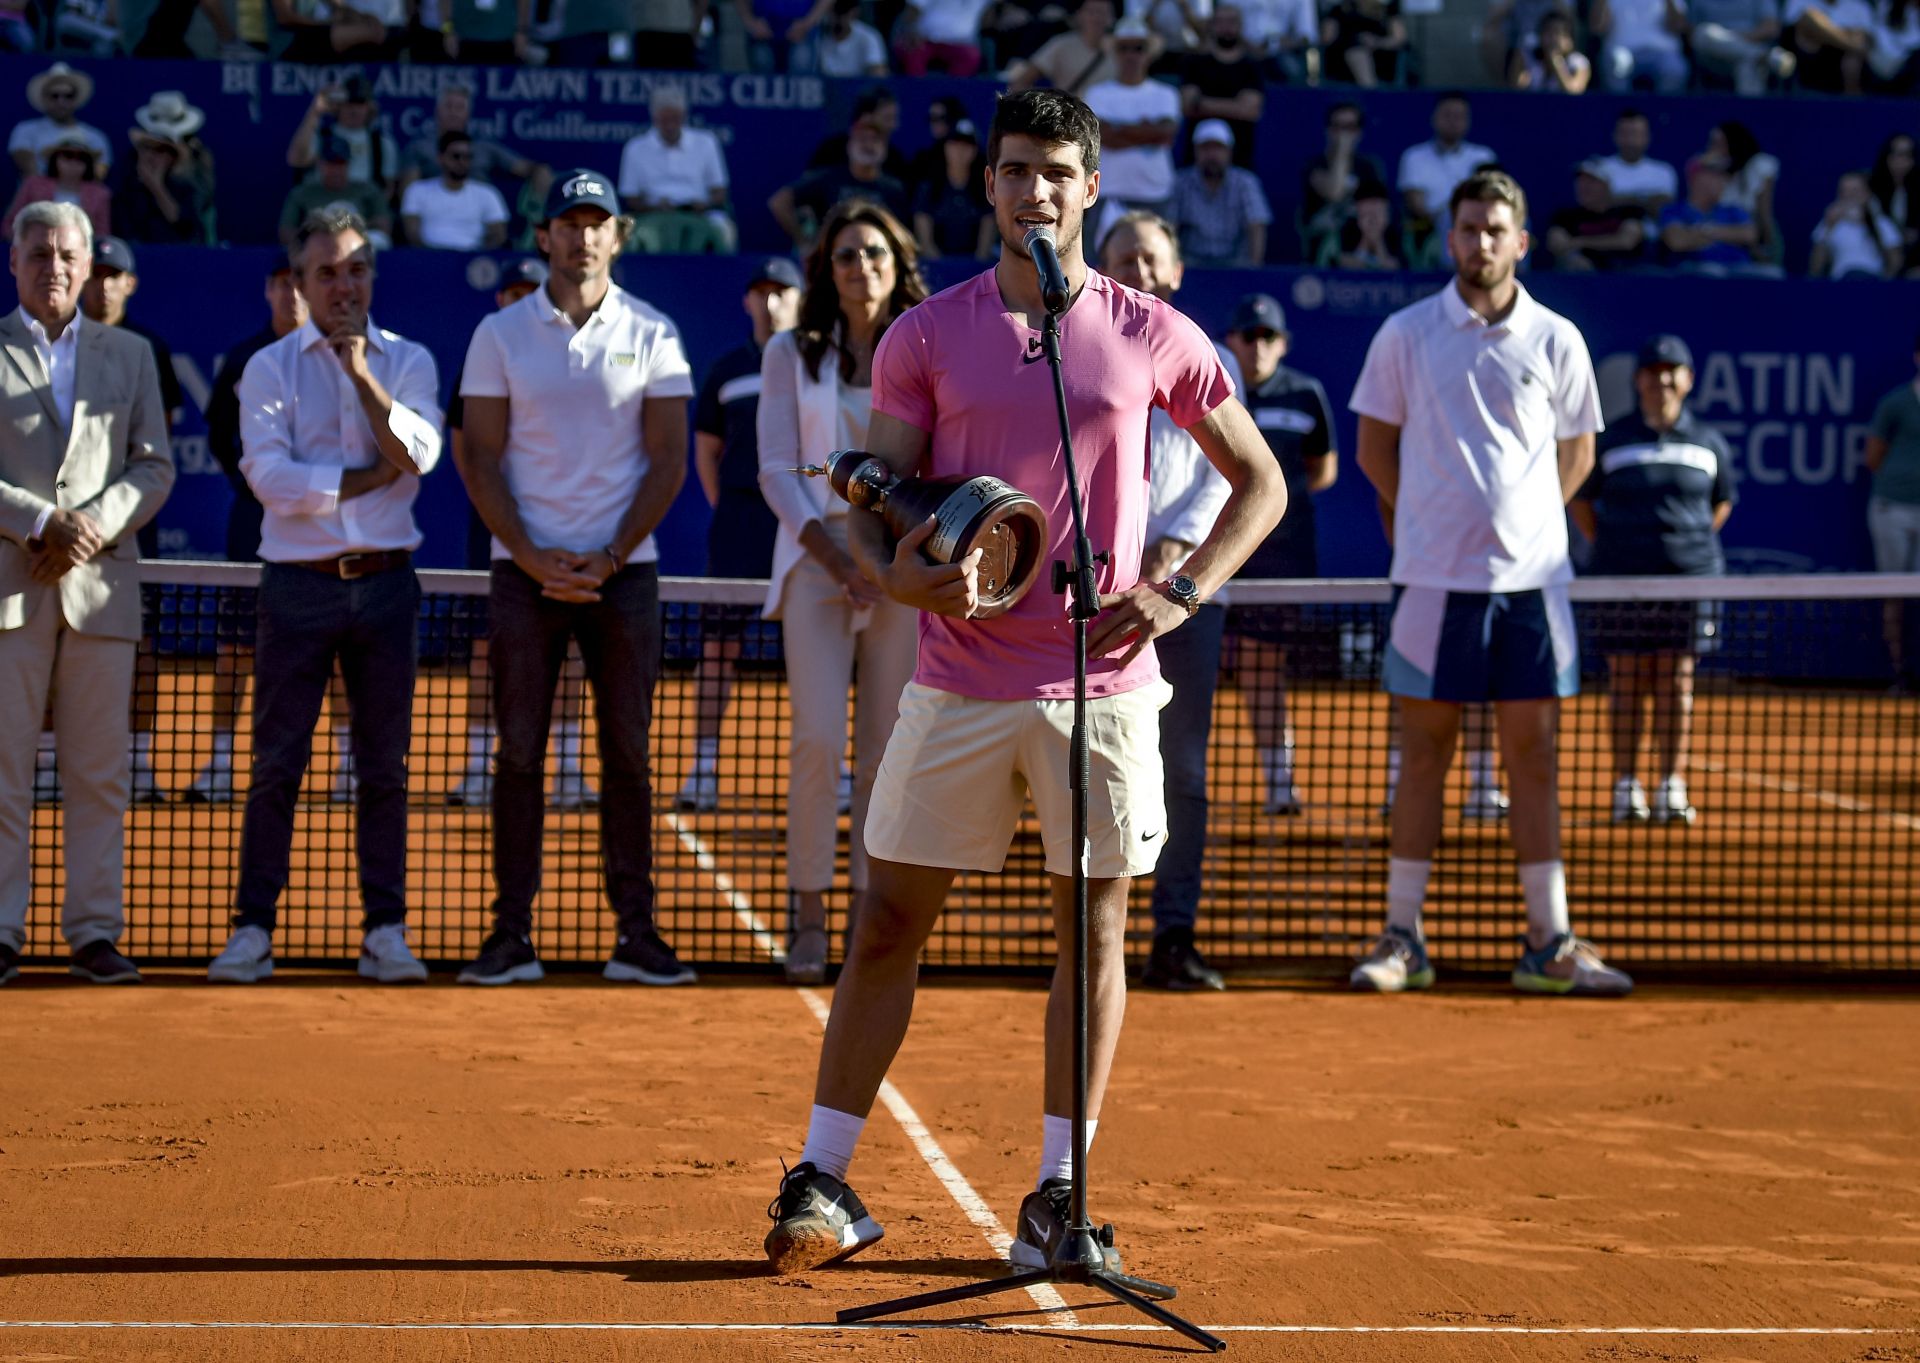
[1570,334,1735,826]
[1221,293,1337,817]
[676,256,802,813]
[1547,161,1648,272]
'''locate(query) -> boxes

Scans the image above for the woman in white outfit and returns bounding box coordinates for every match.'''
[757,199,926,985]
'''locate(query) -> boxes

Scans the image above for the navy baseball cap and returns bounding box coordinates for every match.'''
[93,236,136,275]
[1637,334,1694,370]
[748,256,803,290]
[1229,292,1287,337]
[504,258,549,287]
[267,250,295,277]
[543,168,620,222]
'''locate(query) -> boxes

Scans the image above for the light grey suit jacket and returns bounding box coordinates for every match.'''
[0,311,175,641]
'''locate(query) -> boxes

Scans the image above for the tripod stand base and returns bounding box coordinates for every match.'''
[835,1253,1226,1352]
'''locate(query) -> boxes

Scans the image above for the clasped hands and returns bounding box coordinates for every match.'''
[25,507,105,584]
[516,545,622,603]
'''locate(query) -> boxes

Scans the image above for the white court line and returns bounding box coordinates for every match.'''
[0,1321,1900,1336]
[1698,760,1920,832]
[666,816,1075,1322]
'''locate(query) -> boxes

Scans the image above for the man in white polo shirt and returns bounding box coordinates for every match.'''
[1350,168,1633,1000]
[208,207,442,986]
[616,86,735,255]
[1394,92,1496,257]
[398,132,510,251]
[452,169,698,989]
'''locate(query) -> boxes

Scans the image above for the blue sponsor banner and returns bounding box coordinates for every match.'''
[1,249,1909,580]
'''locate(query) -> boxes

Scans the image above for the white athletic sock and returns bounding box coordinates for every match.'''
[1385,746,1401,797]
[799,1104,866,1181]
[1385,857,1430,941]
[1519,860,1571,948]
[1261,736,1296,786]
[37,729,56,755]
[554,720,583,771]
[333,725,352,756]
[465,724,491,768]
[692,735,720,772]
[132,730,154,760]
[211,729,234,758]
[1466,747,1497,789]
[1037,1113,1098,1189]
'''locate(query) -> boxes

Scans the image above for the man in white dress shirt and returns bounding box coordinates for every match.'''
[451,170,698,989]
[207,208,443,986]
[616,86,736,255]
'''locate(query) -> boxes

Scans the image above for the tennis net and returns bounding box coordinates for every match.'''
[19,563,1919,978]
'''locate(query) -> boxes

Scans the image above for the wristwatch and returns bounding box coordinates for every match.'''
[1164,574,1202,618]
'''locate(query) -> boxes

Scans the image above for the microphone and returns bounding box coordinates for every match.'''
[1023,224,1072,317]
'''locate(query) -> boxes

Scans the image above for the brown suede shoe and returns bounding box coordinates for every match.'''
[69,940,142,984]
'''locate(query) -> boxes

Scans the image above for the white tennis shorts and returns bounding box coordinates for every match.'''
[864,679,1173,879]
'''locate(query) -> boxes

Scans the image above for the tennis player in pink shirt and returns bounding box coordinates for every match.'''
[764,89,1287,1275]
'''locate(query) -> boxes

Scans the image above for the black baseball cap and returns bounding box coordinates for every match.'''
[543,168,620,222]
[267,250,295,277]
[748,256,803,290]
[946,118,980,146]
[1229,292,1287,337]
[1637,334,1694,370]
[93,235,136,275]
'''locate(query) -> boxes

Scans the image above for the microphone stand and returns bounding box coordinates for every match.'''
[836,303,1226,1353]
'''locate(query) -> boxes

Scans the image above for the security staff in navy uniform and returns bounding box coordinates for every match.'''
[675,256,804,816]
[1220,293,1338,816]
[1570,334,1734,828]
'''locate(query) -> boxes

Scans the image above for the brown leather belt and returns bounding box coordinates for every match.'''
[284,550,412,580]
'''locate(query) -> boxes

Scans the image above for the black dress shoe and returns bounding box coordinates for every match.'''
[1140,930,1225,991]
[69,940,142,984]
[0,942,18,985]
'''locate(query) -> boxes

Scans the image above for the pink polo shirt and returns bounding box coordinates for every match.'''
[873,267,1232,700]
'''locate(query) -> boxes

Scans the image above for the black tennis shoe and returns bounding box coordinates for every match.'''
[1010,1177,1123,1270]
[603,931,696,985]
[1140,929,1225,991]
[457,929,544,986]
[764,1162,884,1274]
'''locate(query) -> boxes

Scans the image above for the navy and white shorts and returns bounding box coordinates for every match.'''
[1383,585,1580,703]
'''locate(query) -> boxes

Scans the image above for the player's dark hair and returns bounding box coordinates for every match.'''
[988,89,1101,176]
[1450,168,1528,229]
[796,198,929,385]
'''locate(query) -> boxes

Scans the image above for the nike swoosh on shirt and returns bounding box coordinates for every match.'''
[1021,338,1045,365]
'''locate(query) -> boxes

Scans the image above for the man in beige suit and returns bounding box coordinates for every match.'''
[0,201,174,986]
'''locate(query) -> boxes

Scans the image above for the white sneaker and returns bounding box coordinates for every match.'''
[208,925,274,983]
[1513,933,1634,997]
[676,767,718,813]
[1652,776,1696,825]
[445,764,493,807]
[1612,776,1651,823]
[1264,782,1303,817]
[549,766,599,811]
[185,761,235,804]
[329,766,357,803]
[359,923,428,983]
[1462,783,1509,820]
[130,759,168,804]
[1349,927,1435,992]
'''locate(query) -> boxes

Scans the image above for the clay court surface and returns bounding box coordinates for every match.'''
[3,977,1917,1363]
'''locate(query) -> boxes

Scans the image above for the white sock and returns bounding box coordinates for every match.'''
[1519,860,1570,948]
[554,720,583,770]
[1385,746,1401,796]
[1261,737,1296,786]
[692,735,720,772]
[133,730,154,760]
[1466,748,1497,789]
[1038,1113,1098,1189]
[799,1104,866,1181]
[210,729,234,761]
[1385,857,1430,941]
[465,724,491,768]
[333,726,352,759]
[37,729,55,756]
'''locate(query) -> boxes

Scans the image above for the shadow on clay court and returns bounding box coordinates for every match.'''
[0,1254,1012,1284]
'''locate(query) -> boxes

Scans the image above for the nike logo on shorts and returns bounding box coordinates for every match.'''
[1140,829,1162,842]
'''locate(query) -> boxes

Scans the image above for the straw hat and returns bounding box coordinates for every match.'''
[130,91,205,148]
[26,62,94,114]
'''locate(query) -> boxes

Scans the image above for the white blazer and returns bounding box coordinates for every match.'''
[755,329,854,620]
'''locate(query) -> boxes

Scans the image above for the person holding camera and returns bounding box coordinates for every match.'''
[286,76,397,205]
